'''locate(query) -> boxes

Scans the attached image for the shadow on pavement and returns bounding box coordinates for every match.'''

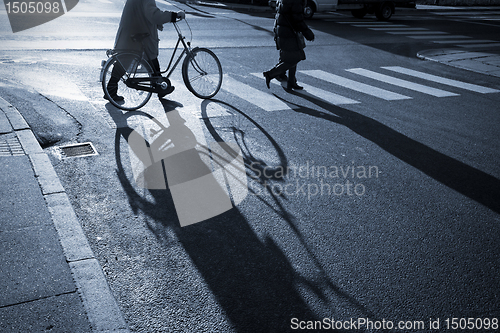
[108,98,378,332]
[275,88,500,214]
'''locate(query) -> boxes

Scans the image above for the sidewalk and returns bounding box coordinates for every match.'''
[0,97,129,332]
[410,6,500,76]
[413,3,500,76]
[417,49,500,77]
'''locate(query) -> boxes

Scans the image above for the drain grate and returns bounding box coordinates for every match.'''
[59,142,98,158]
[0,133,24,156]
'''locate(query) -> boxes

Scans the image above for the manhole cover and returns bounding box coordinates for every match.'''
[59,142,98,158]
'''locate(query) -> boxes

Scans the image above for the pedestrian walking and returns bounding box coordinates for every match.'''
[263,0,314,91]
[105,0,185,102]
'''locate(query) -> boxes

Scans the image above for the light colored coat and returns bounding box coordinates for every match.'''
[114,0,175,60]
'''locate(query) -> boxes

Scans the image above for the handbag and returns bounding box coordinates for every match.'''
[296,31,306,49]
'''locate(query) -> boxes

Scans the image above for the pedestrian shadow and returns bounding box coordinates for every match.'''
[274,89,500,214]
[111,99,379,332]
[109,99,244,226]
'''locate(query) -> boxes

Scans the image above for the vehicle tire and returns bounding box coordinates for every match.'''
[351,8,367,18]
[375,1,393,21]
[182,47,223,99]
[303,0,315,19]
[102,53,153,111]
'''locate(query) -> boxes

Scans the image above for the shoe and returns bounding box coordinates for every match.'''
[158,85,175,99]
[286,81,303,91]
[263,71,271,89]
[103,94,124,102]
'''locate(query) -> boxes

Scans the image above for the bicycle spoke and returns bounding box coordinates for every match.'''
[182,48,222,99]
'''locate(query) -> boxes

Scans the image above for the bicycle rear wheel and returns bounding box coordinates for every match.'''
[182,47,222,99]
[102,53,153,111]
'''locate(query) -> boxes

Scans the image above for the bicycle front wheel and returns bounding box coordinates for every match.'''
[102,52,153,111]
[182,47,222,99]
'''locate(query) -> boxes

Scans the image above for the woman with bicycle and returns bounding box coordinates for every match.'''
[105,0,186,102]
[263,0,314,91]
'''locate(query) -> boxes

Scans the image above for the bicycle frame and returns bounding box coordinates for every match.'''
[162,22,192,78]
[122,23,193,93]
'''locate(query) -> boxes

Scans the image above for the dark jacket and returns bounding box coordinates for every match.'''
[274,0,314,64]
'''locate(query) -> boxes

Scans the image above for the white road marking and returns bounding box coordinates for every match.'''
[301,70,411,101]
[369,27,428,31]
[432,39,496,44]
[382,66,500,94]
[223,75,291,111]
[386,31,449,35]
[251,73,360,106]
[346,68,459,97]
[408,35,472,39]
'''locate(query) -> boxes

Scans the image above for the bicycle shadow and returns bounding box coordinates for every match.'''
[274,89,500,214]
[110,99,378,332]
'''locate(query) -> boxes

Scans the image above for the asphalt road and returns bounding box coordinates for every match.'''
[1,1,499,332]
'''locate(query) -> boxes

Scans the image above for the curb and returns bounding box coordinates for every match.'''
[415,4,500,9]
[0,96,130,333]
[417,49,500,78]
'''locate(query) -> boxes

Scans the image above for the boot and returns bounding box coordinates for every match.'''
[156,77,175,99]
[104,82,124,102]
[263,62,292,89]
[263,71,272,89]
[286,81,303,91]
[104,65,125,102]
[286,66,303,91]
[158,86,175,99]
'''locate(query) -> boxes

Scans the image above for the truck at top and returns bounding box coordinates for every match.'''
[269,0,416,20]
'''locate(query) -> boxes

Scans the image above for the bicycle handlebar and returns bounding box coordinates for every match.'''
[174,10,185,22]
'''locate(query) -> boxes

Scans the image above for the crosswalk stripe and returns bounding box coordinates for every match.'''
[458,43,500,48]
[432,39,496,44]
[297,83,361,105]
[250,73,360,106]
[430,11,500,16]
[301,70,411,101]
[216,67,497,113]
[352,24,408,28]
[222,75,290,111]
[369,27,428,31]
[336,21,384,24]
[382,66,500,94]
[346,68,459,97]
[408,35,471,39]
[386,31,449,35]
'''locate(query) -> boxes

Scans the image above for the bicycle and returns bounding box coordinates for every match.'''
[100,20,223,111]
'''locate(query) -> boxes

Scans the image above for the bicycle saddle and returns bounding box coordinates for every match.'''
[130,33,150,42]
